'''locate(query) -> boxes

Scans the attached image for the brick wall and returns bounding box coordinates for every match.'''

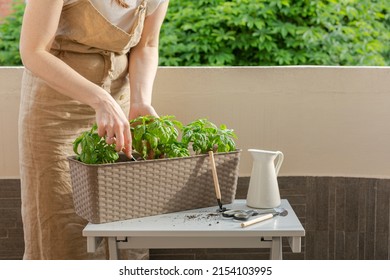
[0,179,24,259]
[0,0,22,20]
[1,177,389,260]
[0,0,13,19]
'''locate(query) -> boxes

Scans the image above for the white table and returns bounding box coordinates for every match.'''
[83,199,305,260]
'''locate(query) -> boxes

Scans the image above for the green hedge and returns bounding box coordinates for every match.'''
[159,0,390,66]
[1,0,389,66]
[0,1,24,66]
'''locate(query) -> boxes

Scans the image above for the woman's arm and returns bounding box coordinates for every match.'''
[20,0,132,156]
[128,0,169,119]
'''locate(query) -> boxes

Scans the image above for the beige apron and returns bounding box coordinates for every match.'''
[19,0,149,260]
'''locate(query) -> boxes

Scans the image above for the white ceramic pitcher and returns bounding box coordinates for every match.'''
[246,149,284,208]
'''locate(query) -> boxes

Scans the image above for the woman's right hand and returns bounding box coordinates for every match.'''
[94,92,132,158]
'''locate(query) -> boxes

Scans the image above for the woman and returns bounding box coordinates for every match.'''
[18,0,169,259]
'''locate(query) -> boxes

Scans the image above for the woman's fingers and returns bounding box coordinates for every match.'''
[112,123,126,152]
[123,127,132,157]
[97,122,107,138]
[94,96,133,158]
[105,135,116,145]
[100,122,132,157]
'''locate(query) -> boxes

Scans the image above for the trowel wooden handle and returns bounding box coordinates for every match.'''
[241,213,274,228]
[208,151,221,199]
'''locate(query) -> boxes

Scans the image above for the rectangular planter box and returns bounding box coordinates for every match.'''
[68,150,241,223]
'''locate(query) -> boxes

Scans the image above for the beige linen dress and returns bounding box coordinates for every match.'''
[19,0,153,259]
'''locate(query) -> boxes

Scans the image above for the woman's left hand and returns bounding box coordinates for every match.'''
[129,103,159,120]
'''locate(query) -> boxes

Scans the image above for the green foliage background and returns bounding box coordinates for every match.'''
[1,0,389,66]
[0,1,24,66]
[159,0,390,66]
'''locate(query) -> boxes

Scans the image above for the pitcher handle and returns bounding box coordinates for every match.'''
[275,151,284,175]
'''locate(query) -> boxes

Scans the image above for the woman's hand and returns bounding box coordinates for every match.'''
[129,103,159,120]
[94,92,133,158]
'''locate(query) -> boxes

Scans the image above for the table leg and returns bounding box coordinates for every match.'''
[86,237,97,253]
[108,237,119,260]
[270,237,282,260]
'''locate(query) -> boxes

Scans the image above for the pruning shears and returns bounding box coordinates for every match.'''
[221,209,278,221]
[221,209,258,221]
